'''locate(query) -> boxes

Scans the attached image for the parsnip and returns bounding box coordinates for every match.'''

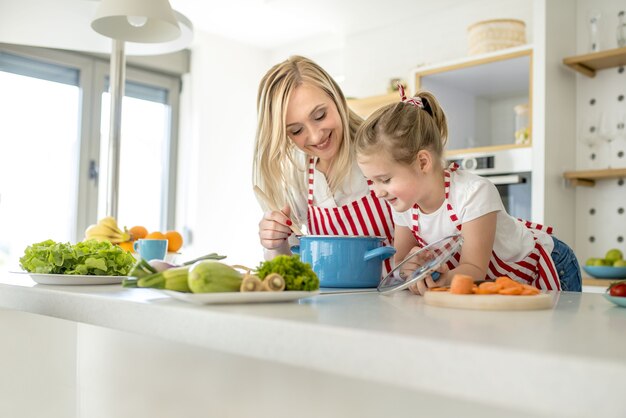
[240,274,263,292]
[261,273,285,292]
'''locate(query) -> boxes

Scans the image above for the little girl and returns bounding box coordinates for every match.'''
[355,87,581,294]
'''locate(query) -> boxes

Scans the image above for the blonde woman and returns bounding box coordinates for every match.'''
[253,56,394,273]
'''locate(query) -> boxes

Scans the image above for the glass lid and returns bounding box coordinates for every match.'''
[377,234,464,295]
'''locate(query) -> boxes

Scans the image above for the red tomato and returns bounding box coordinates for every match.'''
[609,283,626,297]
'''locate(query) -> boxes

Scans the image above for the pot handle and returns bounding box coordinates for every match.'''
[290,245,300,255]
[363,246,396,262]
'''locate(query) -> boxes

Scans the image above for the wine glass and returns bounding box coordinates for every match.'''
[579,114,603,169]
[598,111,626,168]
[611,112,626,166]
[588,10,602,52]
[617,11,626,48]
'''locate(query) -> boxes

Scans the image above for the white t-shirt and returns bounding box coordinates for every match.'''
[392,170,553,262]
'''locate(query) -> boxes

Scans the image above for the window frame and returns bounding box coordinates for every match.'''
[0,43,181,242]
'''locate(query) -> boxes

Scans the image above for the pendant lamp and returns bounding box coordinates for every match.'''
[91,0,181,43]
[90,0,183,219]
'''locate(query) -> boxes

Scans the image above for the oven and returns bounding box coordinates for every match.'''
[448,148,532,221]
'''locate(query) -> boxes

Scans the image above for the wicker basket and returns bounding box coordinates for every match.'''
[467,19,526,55]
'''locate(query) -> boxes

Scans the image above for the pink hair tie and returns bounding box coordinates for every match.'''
[398,83,424,108]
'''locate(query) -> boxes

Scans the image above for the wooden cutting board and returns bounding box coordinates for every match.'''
[424,291,554,310]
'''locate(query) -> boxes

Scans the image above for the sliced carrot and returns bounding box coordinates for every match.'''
[520,284,540,295]
[443,278,542,297]
[495,276,521,289]
[450,274,475,294]
[476,281,502,294]
[499,286,524,295]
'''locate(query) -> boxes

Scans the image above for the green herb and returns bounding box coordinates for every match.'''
[19,239,136,276]
[256,255,319,291]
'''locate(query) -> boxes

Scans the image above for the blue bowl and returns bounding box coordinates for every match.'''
[604,293,626,308]
[291,236,395,288]
[583,265,626,279]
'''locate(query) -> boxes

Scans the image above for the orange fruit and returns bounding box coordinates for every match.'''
[129,225,148,240]
[118,241,134,253]
[145,231,166,240]
[165,230,183,252]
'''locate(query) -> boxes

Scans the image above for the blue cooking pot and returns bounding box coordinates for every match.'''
[291,236,396,288]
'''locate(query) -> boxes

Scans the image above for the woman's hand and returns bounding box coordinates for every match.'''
[258,205,293,250]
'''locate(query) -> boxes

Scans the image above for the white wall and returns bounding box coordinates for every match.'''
[531,0,577,245]
[177,32,270,268]
[573,0,626,264]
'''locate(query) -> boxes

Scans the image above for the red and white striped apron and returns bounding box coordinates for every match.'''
[306,158,395,276]
[410,164,561,290]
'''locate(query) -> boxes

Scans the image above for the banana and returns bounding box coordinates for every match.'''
[85,224,118,237]
[84,218,130,244]
[86,235,129,244]
[98,216,121,232]
[98,217,130,242]
[97,223,124,236]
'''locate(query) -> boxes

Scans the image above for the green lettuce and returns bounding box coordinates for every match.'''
[19,239,136,276]
[256,255,319,291]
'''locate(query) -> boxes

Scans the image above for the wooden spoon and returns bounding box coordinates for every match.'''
[253,186,304,236]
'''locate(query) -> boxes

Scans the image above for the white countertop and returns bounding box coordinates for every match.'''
[1,272,625,417]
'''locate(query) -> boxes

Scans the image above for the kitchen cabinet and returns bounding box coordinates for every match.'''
[412,46,533,156]
[1,273,626,418]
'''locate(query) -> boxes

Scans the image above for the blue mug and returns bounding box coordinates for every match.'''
[133,239,167,261]
[291,235,396,288]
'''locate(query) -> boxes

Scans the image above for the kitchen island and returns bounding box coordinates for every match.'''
[0,272,625,418]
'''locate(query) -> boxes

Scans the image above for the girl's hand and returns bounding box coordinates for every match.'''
[408,264,450,295]
[399,246,423,280]
[400,245,450,295]
[258,205,293,250]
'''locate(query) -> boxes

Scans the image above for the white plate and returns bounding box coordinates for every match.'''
[160,290,320,305]
[16,272,125,285]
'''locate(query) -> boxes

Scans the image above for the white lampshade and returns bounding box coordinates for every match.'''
[126,11,193,55]
[91,0,181,43]
[0,0,193,56]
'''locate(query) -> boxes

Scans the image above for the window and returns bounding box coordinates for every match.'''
[0,49,83,270]
[0,45,181,271]
[99,78,175,231]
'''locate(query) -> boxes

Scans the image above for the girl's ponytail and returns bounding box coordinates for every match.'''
[414,91,448,149]
[355,89,449,168]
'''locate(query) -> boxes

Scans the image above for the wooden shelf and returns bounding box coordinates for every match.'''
[445,143,530,157]
[347,92,398,119]
[562,47,626,77]
[563,168,626,187]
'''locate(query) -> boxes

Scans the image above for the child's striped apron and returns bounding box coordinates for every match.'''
[410,164,560,290]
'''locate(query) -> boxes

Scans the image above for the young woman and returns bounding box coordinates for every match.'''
[355,86,581,294]
[253,56,394,273]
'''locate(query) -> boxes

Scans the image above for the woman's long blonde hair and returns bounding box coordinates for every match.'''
[253,56,363,226]
[355,91,448,167]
